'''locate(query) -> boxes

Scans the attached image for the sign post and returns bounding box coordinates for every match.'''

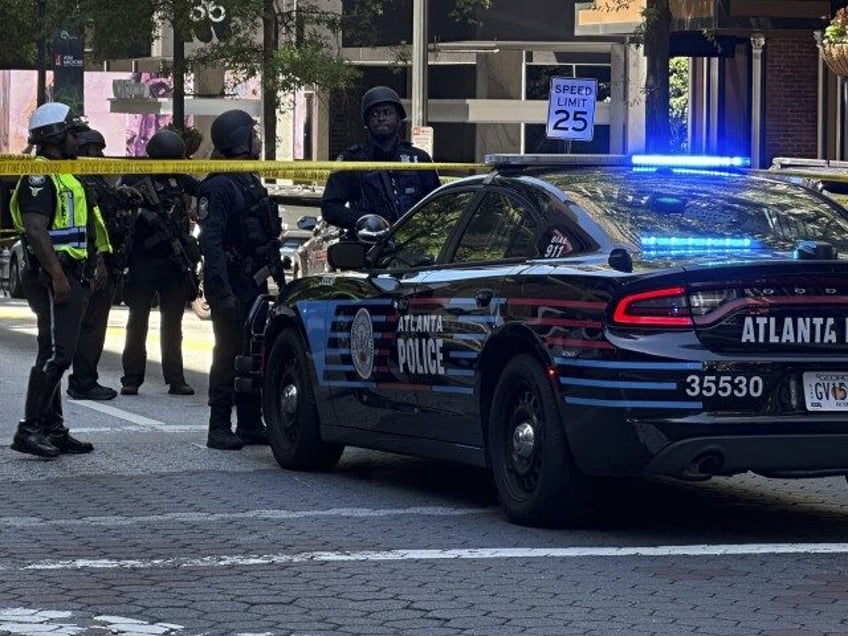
[545,77,598,142]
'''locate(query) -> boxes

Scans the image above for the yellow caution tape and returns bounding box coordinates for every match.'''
[0,156,488,178]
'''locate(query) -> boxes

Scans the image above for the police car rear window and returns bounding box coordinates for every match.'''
[543,170,848,255]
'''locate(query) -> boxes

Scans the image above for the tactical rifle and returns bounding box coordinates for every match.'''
[133,176,201,299]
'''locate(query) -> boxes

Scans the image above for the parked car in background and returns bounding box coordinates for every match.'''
[291,215,341,279]
[4,239,25,298]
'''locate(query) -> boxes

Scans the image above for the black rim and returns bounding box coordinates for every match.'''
[501,383,543,499]
[275,343,301,445]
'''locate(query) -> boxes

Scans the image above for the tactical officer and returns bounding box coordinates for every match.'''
[196,109,281,450]
[321,86,441,236]
[9,102,111,457]
[67,128,141,401]
[119,129,200,396]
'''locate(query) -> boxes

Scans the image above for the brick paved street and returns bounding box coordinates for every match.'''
[2,298,848,636]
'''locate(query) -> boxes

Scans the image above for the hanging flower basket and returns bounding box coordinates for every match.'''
[821,43,848,78]
[823,8,848,77]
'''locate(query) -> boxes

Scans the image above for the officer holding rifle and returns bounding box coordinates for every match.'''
[118,128,200,397]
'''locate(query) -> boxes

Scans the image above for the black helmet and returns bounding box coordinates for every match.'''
[146,129,186,159]
[210,109,255,157]
[360,86,406,126]
[354,214,391,243]
[27,102,88,145]
[77,128,106,149]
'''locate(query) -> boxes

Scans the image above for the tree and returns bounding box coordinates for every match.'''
[604,0,673,152]
[0,0,491,160]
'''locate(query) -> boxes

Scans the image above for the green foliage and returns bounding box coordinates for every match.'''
[668,57,688,152]
[164,122,203,157]
[824,8,848,45]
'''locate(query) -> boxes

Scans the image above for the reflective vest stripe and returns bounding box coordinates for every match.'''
[48,227,87,247]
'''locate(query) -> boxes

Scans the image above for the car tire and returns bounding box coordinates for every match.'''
[263,328,344,471]
[192,279,211,320]
[8,255,23,299]
[488,354,592,527]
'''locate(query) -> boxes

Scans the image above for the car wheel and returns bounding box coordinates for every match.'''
[263,328,344,471]
[488,354,592,526]
[8,255,23,298]
[191,279,211,320]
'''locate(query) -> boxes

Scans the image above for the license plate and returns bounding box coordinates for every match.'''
[802,372,848,411]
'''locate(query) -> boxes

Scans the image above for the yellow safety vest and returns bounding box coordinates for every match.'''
[10,158,111,260]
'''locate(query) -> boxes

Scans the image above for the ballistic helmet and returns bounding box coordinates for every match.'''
[210,109,256,157]
[360,86,406,126]
[354,214,391,243]
[27,102,88,145]
[146,129,186,159]
[77,128,106,149]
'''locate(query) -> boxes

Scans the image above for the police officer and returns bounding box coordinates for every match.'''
[119,129,199,396]
[196,109,279,450]
[321,86,441,236]
[67,128,141,400]
[9,102,111,457]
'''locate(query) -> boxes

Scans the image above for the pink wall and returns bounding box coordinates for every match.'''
[0,70,174,157]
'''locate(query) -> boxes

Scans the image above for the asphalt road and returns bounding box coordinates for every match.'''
[1,295,848,635]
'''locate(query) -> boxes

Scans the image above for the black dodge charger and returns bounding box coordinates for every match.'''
[237,154,848,526]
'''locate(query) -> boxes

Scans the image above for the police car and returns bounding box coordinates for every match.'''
[237,153,848,526]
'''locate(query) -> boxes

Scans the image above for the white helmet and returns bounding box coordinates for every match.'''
[27,102,88,145]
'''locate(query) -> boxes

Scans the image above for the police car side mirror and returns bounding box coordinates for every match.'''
[328,240,368,271]
[297,215,319,231]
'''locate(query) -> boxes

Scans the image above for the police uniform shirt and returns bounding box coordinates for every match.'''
[15,175,57,219]
[195,173,252,304]
[321,140,440,231]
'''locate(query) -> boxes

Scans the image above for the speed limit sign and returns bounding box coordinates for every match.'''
[545,77,597,142]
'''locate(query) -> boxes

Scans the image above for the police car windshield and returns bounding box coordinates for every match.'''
[543,169,848,255]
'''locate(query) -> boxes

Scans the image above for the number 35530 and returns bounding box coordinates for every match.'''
[683,374,764,398]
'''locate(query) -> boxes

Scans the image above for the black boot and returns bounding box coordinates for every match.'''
[235,402,269,446]
[43,390,93,454]
[207,407,243,450]
[10,368,60,458]
[207,428,245,450]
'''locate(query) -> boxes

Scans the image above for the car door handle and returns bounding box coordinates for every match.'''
[475,288,493,308]
[393,297,409,314]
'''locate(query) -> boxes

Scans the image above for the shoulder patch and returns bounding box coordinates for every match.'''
[197,197,209,221]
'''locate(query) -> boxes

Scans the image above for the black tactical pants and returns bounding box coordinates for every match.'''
[121,260,189,389]
[208,295,262,431]
[68,271,116,392]
[21,262,89,426]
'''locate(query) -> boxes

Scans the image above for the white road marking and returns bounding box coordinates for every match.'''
[0,506,491,527]
[6,543,848,572]
[67,401,199,431]
[0,609,183,635]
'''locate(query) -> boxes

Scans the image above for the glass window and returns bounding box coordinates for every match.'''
[453,193,538,263]
[377,191,474,270]
[542,169,848,255]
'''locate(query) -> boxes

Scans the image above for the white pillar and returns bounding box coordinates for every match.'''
[411,0,428,129]
[750,34,765,168]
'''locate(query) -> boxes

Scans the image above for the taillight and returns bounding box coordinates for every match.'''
[612,286,693,327]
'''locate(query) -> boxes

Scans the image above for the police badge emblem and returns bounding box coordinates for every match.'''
[350,308,374,380]
[197,197,209,221]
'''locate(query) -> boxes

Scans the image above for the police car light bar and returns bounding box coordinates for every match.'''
[641,236,755,250]
[484,154,630,167]
[631,154,751,169]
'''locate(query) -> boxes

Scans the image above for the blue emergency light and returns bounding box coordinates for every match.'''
[641,236,756,255]
[631,155,751,169]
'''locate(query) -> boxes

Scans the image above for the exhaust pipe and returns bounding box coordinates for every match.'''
[680,450,724,481]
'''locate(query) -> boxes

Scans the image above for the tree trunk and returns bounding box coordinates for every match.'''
[644,0,671,152]
[262,0,278,160]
